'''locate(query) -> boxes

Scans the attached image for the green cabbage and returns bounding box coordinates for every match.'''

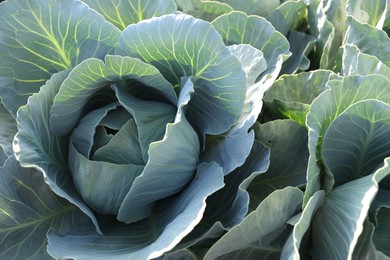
[0,0,389,259]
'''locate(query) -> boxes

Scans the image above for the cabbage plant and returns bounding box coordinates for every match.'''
[0,0,290,259]
[217,1,390,259]
[1,0,390,259]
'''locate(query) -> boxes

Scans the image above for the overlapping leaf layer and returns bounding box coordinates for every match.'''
[0,0,389,259]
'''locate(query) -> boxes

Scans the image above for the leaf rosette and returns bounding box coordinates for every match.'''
[35,12,249,220]
[5,8,276,259]
[0,0,292,258]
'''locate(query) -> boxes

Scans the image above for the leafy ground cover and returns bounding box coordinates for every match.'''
[0,0,389,259]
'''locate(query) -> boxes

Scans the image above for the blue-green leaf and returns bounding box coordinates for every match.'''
[304,75,390,204]
[0,101,17,156]
[281,31,316,74]
[201,129,254,176]
[281,190,325,260]
[69,102,133,160]
[68,142,144,215]
[372,186,390,217]
[264,70,333,126]
[93,118,143,165]
[50,55,177,136]
[347,0,387,26]
[266,1,316,74]
[342,44,390,79]
[47,162,224,259]
[248,120,308,210]
[204,187,303,260]
[84,0,177,30]
[117,79,200,223]
[344,15,390,67]
[0,0,121,115]
[266,0,307,36]
[212,11,290,81]
[204,141,270,228]
[353,219,390,260]
[175,0,233,21]
[114,87,176,163]
[310,159,390,260]
[307,0,338,69]
[317,0,346,70]
[0,156,91,260]
[116,13,247,136]
[201,44,266,174]
[373,207,390,257]
[14,70,101,233]
[322,100,390,188]
[227,44,267,130]
[218,0,280,17]
[176,141,270,251]
[383,2,390,35]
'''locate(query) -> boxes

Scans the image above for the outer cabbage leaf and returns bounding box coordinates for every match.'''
[280,190,325,259]
[0,101,17,156]
[307,0,335,69]
[0,156,91,260]
[266,0,307,36]
[218,0,280,17]
[201,141,270,229]
[304,75,390,204]
[342,44,390,79]
[281,31,316,74]
[320,0,347,68]
[248,120,308,211]
[307,0,348,70]
[84,0,177,30]
[171,141,270,254]
[263,70,334,126]
[115,13,247,137]
[211,11,290,85]
[347,0,387,26]
[225,44,267,131]
[175,0,233,21]
[344,15,390,67]
[201,44,266,174]
[372,186,390,218]
[0,0,121,115]
[47,162,224,260]
[204,187,303,260]
[373,207,390,257]
[286,159,390,260]
[265,1,315,74]
[322,100,390,187]
[353,219,390,260]
[309,160,390,260]
[14,71,101,232]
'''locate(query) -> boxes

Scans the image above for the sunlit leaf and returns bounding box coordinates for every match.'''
[0,0,120,115]
[84,0,177,30]
[204,187,303,260]
[0,156,91,259]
